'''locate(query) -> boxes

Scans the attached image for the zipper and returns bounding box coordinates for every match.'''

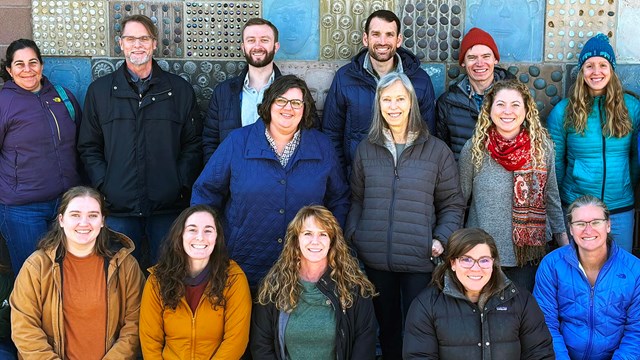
[44,101,62,141]
[598,100,606,200]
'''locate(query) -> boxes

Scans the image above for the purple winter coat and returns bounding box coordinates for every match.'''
[0,77,81,205]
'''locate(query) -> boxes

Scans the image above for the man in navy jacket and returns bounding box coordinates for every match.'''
[202,18,281,163]
[322,10,436,174]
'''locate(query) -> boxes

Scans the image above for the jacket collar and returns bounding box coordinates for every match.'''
[112,59,170,96]
[45,230,136,265]
[3,75,54,95]
[347,47,423,80]
[230,63,282,92]
[243,120,322,163]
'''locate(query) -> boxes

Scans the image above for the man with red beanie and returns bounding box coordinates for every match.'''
[434,27,515,160]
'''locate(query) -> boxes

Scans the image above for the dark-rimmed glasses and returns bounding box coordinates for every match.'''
[120,36,155,45]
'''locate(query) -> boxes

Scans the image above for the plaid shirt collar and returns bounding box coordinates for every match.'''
[265,128,301,167]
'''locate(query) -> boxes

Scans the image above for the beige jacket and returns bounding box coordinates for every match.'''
[10,231,145,359]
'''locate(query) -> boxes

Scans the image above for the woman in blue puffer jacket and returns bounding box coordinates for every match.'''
[546,33,640,252]
[534,195,640,360]
[0,39,81,275]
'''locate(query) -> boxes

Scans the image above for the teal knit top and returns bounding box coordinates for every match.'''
[284,280,336,359]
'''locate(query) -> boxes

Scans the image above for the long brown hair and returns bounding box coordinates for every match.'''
[257,205,376,312]
[432,228,504,299]
[37,186,114,258]
[565,70,631,137]
[153,205,230,310]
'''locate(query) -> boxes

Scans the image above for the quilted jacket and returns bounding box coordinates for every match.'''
[346,130,465,273]
[322,47,436,172]
[191,120,349,288]
[546,94,640,212]
[534,242,640,359]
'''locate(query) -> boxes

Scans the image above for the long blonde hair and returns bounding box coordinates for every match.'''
[565,70,631,137]
[470,79,549,170]
[256,206,376,312]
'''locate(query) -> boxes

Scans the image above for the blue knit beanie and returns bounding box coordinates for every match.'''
[577,33,616,70]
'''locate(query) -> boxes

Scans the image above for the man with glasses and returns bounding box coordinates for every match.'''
[202,18,282,164]
[78,14,202,268]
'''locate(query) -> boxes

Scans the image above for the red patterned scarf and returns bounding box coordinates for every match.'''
[487,128,547,265]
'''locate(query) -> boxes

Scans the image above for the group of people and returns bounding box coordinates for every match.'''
[0,7,638,360]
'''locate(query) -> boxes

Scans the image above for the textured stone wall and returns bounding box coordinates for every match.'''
[1,0,639,118]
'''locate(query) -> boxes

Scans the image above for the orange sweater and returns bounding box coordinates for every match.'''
[139,260,251,359]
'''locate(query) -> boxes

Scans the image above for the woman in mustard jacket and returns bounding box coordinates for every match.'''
[139,204,252,359]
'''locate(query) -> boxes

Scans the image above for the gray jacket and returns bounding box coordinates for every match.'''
[346,130,465,273]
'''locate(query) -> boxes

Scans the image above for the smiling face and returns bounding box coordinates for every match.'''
[462,44,498,87]
[379,80,411,139]
[490,88,526,140]
[298,216,331,272]
[59,196,104,256]
[363,17,403,63]
[451,244,493,301]
[119,21,157,68]
[7,47,43,92]
[242,24,279,68]
[182,211,217,267]
[269,87,304,137]
[570,204,611,254]
[582,56,612,96]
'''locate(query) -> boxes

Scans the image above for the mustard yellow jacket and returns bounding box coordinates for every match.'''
[140,260,251,359]
[10,231,145,359]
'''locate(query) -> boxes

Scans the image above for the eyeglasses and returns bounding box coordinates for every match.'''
[274,97,304,109]
[120,35,155,45]
[457,256,494,269]
[570,219,607,230]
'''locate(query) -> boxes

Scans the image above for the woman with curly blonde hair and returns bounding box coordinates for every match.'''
[546,33,640,252]
[459,79,567,292]
[251,205,376,360]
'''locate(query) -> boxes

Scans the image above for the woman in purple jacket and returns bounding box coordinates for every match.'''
[0,39,81,275]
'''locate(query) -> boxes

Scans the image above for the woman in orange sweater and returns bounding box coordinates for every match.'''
[139,204,252,359]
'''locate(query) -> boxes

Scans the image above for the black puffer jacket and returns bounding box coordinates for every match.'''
[404,273,555,360]
[79,60,202,216]
[346,130,464,273]
[435,67,515,160]
[250,269,376,360]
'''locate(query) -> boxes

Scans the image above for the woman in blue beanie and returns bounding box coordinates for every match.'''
[546,33,640,252]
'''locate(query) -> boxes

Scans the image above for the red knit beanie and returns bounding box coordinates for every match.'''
[459,27,500,65]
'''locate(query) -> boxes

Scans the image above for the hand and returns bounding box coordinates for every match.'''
[554,232,569,246]
[432,239,444,257]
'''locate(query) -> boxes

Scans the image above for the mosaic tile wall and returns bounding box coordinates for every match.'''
[2,0,639,119]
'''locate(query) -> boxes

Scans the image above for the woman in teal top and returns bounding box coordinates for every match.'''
[251,205,377,360]
[547,33,640,252]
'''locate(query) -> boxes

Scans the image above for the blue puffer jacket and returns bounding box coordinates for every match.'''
[191,120,350,288]
[0,77,81,205]
[202,65,283,163]
[322,47,436,172]
[534,242,640,360]
[547,94,640,212]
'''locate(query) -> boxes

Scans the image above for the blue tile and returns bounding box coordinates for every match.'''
[265,0,320,60]
[42,57,93,107]
[421,63,446,98]
[466,0,545,62]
